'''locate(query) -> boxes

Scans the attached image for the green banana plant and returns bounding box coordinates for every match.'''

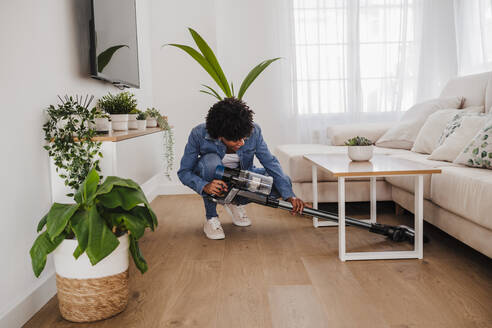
[30,169,157,277]
[164,28,280,101]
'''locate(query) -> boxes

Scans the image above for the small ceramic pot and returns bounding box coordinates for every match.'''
[94,118,110,133]
[136,120,147,130]
[128,114,138,130]
[347,146,373,161]
[146,118,157,128]
[110,114,129,131]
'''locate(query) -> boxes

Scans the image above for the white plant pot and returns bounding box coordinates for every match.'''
[53,234,130,322]
[94,117,110,133]
[347,146,373,161]
[53,234,129,279]
[111,113,129,131]
[128,114,138,130]
[136,120,147,130]
[112,121,128,131]
[146,117,157,128]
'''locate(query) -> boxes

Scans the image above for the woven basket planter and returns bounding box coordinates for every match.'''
[53,235,130,322]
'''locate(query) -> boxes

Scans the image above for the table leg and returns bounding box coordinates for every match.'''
[312,165,318,228]
[370,177,377,223]
[338,177,346,261]
[414,175,424,259]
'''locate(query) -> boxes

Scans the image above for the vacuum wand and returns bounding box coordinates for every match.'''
[212,166,420,243]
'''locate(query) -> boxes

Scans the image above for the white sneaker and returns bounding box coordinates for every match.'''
[225,204,251,227]
[203,217,225,240]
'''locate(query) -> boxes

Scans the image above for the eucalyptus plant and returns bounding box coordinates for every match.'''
[345,136,374,146]
[97,91,137,115]
[30,169,157,277]
[164,28,280,100]
[43,95,102,194]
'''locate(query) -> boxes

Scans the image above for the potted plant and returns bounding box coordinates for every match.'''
[345,136,374,161]
[136,110,147,130]
[164,28,280,101]
[93,107,111,133]
[145,107,159,128]
[44,95,102,194]
[128,108,140,130]
[30,169,157,323]
[97,92,138,131]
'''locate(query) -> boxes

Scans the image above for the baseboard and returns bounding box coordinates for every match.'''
[141,172,194,202]
[0,270,57,328]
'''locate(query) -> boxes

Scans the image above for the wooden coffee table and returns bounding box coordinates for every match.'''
[303,154,441,261]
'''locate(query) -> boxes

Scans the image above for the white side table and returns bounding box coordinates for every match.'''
[304,154,441,261]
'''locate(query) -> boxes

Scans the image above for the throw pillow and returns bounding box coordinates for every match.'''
[454,116,492,169]
[376,96,464,149]
[428,115,488,162]
[411,106,484,154]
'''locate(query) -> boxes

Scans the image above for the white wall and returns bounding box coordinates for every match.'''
[0,0,153,326]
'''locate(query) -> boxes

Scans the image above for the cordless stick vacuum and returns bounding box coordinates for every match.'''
[209,165,421,243]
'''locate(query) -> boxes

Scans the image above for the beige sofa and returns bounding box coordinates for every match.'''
[275,72,492,258]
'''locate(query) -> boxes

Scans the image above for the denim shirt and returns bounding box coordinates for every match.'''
[178,123,295,200]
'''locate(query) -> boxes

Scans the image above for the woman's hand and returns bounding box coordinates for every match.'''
[287,197,307,215]
[203,180,228,196]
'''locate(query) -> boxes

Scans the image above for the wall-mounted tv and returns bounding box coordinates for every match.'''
[89,0,140,88]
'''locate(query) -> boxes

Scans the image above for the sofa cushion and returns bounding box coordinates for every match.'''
[440,71,491,109]
[385,152,458,199]
[327,122,394,146]
[275,144,407,183]
[376,97,464,150]
[411,107,484,154]
[454,116,492,169]
[428,115,488,162]
[431,166,492,230]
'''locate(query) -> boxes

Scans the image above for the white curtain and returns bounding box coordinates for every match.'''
[292,0,424,143]
[454,0,492,75]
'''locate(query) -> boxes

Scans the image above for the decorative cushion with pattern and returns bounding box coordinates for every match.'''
[454,116,492,169]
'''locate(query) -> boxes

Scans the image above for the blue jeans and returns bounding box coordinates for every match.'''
[194,153,285,220]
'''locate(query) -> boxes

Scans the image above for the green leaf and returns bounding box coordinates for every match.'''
[130,205,157,231]
[237,58,281,100]
[97,45,129,73]
[201,84,223,100]
[165,44,228,95]
[188,28,232,97]
[70,208,91,259]
[97,186,147,210]
[30,231,66,277]
[86,207,119,265]
[37,214,48,233]
[96,176,141,197]
[74,168,100,204]
[108,211,146,239]
[200,90,221,99]
[129,234,148,274]
[46,203,79,241]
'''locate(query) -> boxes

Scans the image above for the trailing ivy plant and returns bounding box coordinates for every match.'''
[43,95,102,194]
[30,169,158,277]
[164,28,280,100]
[97,91,137,115]
[146,108,174,177]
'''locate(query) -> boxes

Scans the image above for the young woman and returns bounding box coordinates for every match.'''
[178,97,305,239]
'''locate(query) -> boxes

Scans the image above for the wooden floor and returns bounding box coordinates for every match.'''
[25,195,492,328]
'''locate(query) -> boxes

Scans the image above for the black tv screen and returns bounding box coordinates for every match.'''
[90,0,140,88]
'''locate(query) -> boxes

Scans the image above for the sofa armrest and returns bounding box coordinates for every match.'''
[327,122,395,146]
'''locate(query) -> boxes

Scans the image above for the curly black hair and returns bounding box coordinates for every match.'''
[206,97,254,140]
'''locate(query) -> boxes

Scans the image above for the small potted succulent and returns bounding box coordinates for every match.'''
[345,136,374,161]
[97,92,138,131]
[145,107,160,128]
[128,108,140,130]
[136,111,147,130]
[30,169,157,323]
